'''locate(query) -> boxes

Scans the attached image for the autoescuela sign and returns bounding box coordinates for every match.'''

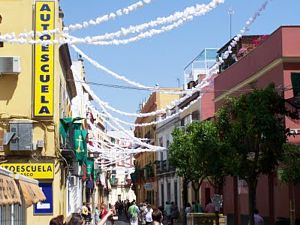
[0,163,54,179]
[34,1,55,117]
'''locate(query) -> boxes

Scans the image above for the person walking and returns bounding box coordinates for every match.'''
[94,207,100,225]
[125,199,131,219]
[100,203,108,225]
[152,208,163,225]
[254,209,264,225]
[170,202,179,225]
[49,215,64,225]
[86,203,92,224]
[204,199,215,213]
[128,200,140,225]
[144,204,153,225]
[164,202,172,225]
[66,210,113,225]
[81,202,91,224]
[66,213,84,225]
[195,200,203,213]
[139,202,147,225]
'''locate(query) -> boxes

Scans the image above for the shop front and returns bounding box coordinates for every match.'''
[1,162,55,224]
[0,167,46,225]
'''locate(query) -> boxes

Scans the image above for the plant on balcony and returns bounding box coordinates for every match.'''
[131,162,145,185]
[144,162,154,180]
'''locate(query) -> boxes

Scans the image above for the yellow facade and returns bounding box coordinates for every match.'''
[0,0,76,224]
[134,90,181,205]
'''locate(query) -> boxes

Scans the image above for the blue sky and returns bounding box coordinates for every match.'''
[60,0,299,126]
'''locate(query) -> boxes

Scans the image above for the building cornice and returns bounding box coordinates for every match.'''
[215,57,300,103]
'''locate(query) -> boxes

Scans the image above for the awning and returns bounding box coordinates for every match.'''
[0,168,46,208]
[18,179,46,207]
[0,173,21,206]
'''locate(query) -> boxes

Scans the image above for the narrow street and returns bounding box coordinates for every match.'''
[0,1,300,225]
[114,213,130,225]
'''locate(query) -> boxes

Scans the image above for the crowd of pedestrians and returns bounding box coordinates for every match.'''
[49,198,264,225]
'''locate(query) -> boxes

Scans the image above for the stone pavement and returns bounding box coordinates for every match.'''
[107,212,183,225]
[113,212,130,225]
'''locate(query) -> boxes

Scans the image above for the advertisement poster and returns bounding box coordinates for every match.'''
[34,183,53,214]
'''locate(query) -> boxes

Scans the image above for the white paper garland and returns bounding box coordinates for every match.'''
[64,0,154,33]
[0,0,154,42]
[0,0,224,45]
[70,44,192,95]
[67,0,224,43]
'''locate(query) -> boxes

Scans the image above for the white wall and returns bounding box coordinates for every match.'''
[67,176,82,216]
[156,118,181,210]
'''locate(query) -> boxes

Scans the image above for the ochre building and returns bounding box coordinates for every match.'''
[0,0,77,224]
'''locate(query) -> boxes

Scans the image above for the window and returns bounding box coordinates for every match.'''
[184,115,192,125]
[291,73,300,97]
[160,152,163,170]
[167,182,171,202]
[166,140,170,170]
[161,183,164,206]
[180,119,184,126]
[159,137,163,147]
[174,181,178,204]
[159,137,164,170]
[0,204,25,224]
[146,191,154,205]
[192,111,200,121]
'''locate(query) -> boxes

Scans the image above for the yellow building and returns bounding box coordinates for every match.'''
[133,90,180,205]
[0,1,77,224]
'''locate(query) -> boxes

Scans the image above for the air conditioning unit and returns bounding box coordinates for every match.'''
[0,57,21,75]
[8,121,33,151]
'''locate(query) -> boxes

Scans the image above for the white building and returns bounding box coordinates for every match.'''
[71,59,107,211]
[156,113,182,209]
[107,131,136,204]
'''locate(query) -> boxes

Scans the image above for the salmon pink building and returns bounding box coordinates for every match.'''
[214,26,300,225]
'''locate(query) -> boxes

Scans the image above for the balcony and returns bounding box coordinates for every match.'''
[156,160,176,176]
[184,48,218,90]
[217,35,266,73]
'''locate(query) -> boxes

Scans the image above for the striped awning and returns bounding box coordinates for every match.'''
[18,180,46,208]
[0,173,21,206]
[0,168,46,208]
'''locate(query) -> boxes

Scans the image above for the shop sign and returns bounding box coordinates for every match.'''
[0,163,54,179]
[34,183,53,214]
[34,1,55,117]
[144,183,153,190]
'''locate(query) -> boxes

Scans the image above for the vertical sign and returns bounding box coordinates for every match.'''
[34,183,53,214]
[34,1,55,117]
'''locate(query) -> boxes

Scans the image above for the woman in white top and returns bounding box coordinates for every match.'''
[144,204,153,225]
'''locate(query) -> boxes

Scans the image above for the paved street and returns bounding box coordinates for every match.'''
[110,212,183,225]
[113,213,130,225]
